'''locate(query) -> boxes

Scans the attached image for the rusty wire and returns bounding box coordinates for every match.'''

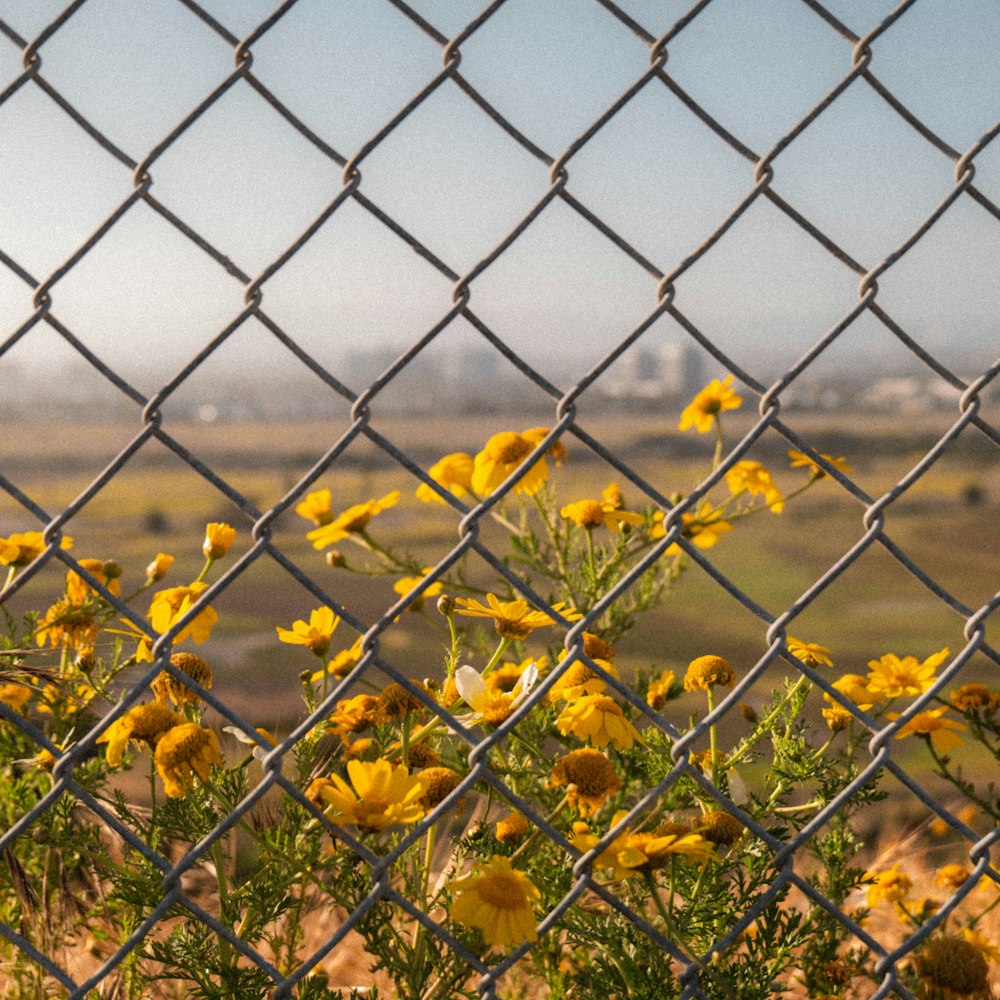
[0,0,998,996]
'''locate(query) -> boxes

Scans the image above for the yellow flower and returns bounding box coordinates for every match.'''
[203,522,236,560]
[914,935,990,996]
[951,683,999,714]
[0,682,31,712]
[934,864,970,891]
[66,558,121,602]
[312,637,365,683]
[148,582,218,646]
[151,652,213,707]
[697,810,744,847]
[571,811,714,878]
[725,460,784,513]
[97,702,183,767]
[867,647,949,699]
[560,498,645,532]
[416,766,464,810]
[145,552,173,582]
[961,927,1000,965]
[826,673,880,710]
[496,810,529,843]
[788,450,852,478]
[787,637,833,668]
[276,607,340,657]
[822,705,853,732]
[678,376,742,433]
[454,593,558,640]
[154,723,223,798]
[36,598,100,652]
[683,655,735,692]
[306,491,400,549]
[316,759,425,831]
[892,707,966,753]
[471,430,553,497]
[651,502,734,551]
[295,489,334,527]
[327,693,380,741]
[522,426,568,465]
[865,864,912,906]
[646,669,678,710]
[548,657,620,704]
[550,748,620,816]
[601,482,623,509]
[393,569,444,611]
[0,531,73,567]
[449,855,540,949]
[556,695,642,750]
[486,656,546,694]
[416,452,474,504]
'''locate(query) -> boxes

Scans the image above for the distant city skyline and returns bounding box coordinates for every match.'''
[1,0,998,417]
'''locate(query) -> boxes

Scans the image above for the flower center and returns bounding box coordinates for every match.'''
[491,433,533,465]
[476,873,525,909]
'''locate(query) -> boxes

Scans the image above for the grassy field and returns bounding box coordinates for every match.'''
[1,409,997,730]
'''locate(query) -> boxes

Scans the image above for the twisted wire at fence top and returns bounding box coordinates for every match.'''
[1,0,999,995]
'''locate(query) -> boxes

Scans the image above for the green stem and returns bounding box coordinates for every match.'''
[644,871,682,944]
[724,675,810,771]
[192,556,214,585]
[707,687,720,787]
[210,839,233,972]
[584,529,598,581]
[445,610,459,677]
[712,415,725,471]
[412,822,438,973]
[356,530,414,571]
[482,637,511,677]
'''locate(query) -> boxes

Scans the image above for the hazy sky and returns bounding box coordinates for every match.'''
[1,0,999,408]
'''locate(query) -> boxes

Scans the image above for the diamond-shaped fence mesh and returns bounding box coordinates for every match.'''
[1,1,999,997]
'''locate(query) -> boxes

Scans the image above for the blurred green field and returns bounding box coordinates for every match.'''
[2,411,997,733]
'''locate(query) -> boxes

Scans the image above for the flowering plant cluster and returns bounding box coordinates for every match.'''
[0,378,997,999]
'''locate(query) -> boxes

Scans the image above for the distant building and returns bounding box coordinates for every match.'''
[603,340,705,399]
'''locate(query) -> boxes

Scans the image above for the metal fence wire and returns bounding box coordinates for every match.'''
[1,0,999,996]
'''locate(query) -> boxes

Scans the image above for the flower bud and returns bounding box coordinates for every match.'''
[145,552,173,582]
[436,594,455,617]
[101,559,123,579]
[203,522,236,560]
[325,550,346,568]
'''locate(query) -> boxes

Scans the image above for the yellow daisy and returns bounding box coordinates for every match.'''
[556,695,642,750]
[454,593,560,640]
[316,759,425,831]
[449,855,540,949]
[415,452,474,504]
[154,723,223,798]
[96,702,184,767]
[560,499,645,532]
[725,460,784,513]
[393,569,444,612]
[306,491,400,549]
[787,637,833,668]
[147,582,218,646]
[202,522,236,560]
[471,431,549,497]
[276,607,340,657]
[678,376,742,433]
[867,647,949,699]
[892,707,966,752]
[295,488,334,527]
[788,450,852,478]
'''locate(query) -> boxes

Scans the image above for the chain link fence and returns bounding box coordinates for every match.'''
[1,0,998,996]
